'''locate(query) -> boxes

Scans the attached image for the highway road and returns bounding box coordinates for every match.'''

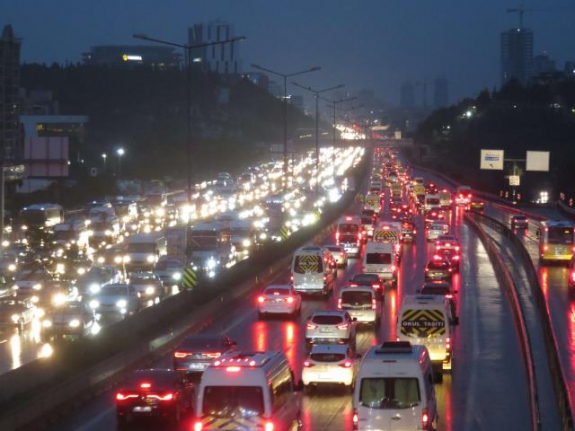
[44,186,532,431]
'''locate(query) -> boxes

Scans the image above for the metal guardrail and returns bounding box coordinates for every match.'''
[464,212,541,431]
[469,211,574,430]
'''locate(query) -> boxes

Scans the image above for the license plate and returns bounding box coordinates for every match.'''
[133,406,152,412]
[189,363,205,369]
[274,298,284,302]
[320,327,331,333]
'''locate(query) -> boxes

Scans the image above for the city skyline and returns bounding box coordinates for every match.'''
[4,1,575,105]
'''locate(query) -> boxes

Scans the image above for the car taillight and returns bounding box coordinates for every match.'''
[337,298,342,309]
[572,272,575,281]
[303,360,314,368]
[306,323,318,330]
[174,351,191,358]
[336,323,349,330]
[372,283,380,289]
[544,245,549,251]
[194,422,203,431]
[340,360,353,368]
[372,299,377,310]
[422,408,429,428]
[257,296,265,303]
[286,296,294,303]
[290,275,294,282]
[391,265,396,271]
[353,410,359,429]
[226,366,241,372]
[264,421,274,431]
[116,392,138,401]
[147,392,174,401]
[453,255,460,260]
[446,337,451,350]
[445,294,453,299]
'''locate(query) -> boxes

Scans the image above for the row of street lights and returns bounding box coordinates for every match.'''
[101,147,125,176]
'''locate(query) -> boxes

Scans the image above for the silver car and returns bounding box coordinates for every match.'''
[42,301,97,337]
[129,272,166,305]
[87,283,139,318]
[305,310,356,348]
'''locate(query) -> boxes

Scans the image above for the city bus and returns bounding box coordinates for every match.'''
[538,220,575,264]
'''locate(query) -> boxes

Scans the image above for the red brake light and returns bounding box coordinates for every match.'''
[194,422,203,431]
[303,360,314,368]
[422,408,429,427]
[264,421,274,431]
[353,410,359,427]
[116,392,138,401]
[337,298,342,309]
[336,323,349,330]
[340,360,353,368]
[346,216,352,221]
[306,323,318,330]
[372,283,380,289]
[446,337,452,350]
[372,298,376,310]
[445,294,453,299]
[433,255,442,261]
[453,255,460,260]
[174,351,191,358]
[140,382,151,389]
[148,392,174,401]
[257,296,265,303]
[226,366,241,372]
[286,296,294,303]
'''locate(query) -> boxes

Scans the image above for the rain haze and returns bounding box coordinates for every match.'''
[3,0,575,105]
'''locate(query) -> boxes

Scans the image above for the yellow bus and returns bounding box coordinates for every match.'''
[538,220,575,264]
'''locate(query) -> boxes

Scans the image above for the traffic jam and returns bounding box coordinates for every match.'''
[0,146,363,372]
[101,147,482,431]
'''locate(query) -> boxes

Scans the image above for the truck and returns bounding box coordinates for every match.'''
[188,222,235,277]
[125,233,166,272]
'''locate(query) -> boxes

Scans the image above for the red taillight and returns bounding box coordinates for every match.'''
[336,323,349,330]
[544,245,549,251]
[337,298,342,309]
[336,231,340,245]
[372,298,377,310]
[422,408,429,427]
[353,410,359,428]
[572,272,575,281]
[372,283,380,289]
[140,382,151,389]
[116,392,138,401]
[226,366,241,373]
[303,360,314,368]
[445,294,453,299]
[264,421,274,431]
[194,422,203,431]
[257,296,265,303]
[306,323,318,330]
[453,255,460,260]
[147,392,174,401]
[391,265,396,271]
[290,275,294,282]
[446,337,452,350]
[340,360,353,368]
[286,296,294,303]
[174,351,191,358]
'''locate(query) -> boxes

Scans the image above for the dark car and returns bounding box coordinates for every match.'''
[348,273,384,298]
[0,296,36,333]
[420,281,459,324]
[42,301,96,338]
[424,255,454,282]
[173,334,237,374]
[511,215,529,229]
[467,200,485,213]
[115,369,194,427]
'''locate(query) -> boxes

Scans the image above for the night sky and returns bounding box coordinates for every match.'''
[4,0,575,106]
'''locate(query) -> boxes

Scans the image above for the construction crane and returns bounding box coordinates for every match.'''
[506,2,528,29]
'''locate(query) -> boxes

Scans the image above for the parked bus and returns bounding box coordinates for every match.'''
[538,220,575,264]
[20,204,64,231]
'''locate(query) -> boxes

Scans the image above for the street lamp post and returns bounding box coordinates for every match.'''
[250,64,320,191]
[292,82,344,194]
[116,148,125,178]
[133,33,246,209]
[102,153,107,173]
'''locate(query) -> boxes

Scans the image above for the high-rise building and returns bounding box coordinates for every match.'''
[532,52,556,76]
[433,76,449,108]
[501,28,533,86]
[188,20,241,75]
[0,25,21,161]
[400,81,415,108]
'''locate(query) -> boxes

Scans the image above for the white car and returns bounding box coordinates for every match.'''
[323,245,348,267]
[426,221,449,241]
[257,284,301,319]
[302,344,358,391]
[128,272,166,305]
[305,310,356,347]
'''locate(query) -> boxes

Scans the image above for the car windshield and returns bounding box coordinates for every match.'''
[294,255,323,274]
[352,274,378,284]
[429,261,449,269]
[155,260,182,270]
[310,352,345,362]
[341,291,372,305]
[327,247,342,253]
[131,275,154,283]
[359,378,421,409]
[366,253,391,265]
[202,386,264,417]
[127,243,156,253]
[312,315,344,325]
[101,286,129,296]
[181,336,224,350]
[339,224,359,234]
[125,370,177,389]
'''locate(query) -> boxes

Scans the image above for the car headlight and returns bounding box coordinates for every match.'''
[123,255,131,263]
[207,258,216,270]
[116,299,127,308]
[172,272,182,281]
[69,319,80,328]
[104,230,112,236]
[42,319,52,328]
[89,299,99,309]
[77,267,86,275]
[33,283,42,291]
[56,263,65,274]
[11,314,19,323]
[52,293,67,307]
[146,255,155,263]
[97,257,105,264]
[145,286,155,295]
[242,239,251,247]
[8,264,16,272]
[31,295,39,303]
[114,256,122,264]
[89,283,100,294]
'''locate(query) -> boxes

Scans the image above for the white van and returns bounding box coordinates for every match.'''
[353,341,437,431]
[397,295,454,375]
[338,285,380,325]
[194,351,301,431]
[424,194,441,212]
[336,215,362,257]
[362,242,397,286]
[291,245,337,296]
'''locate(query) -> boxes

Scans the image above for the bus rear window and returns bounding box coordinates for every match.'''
[338,224,359,234]
[548,228,574,244]
[203,386,264,417]
[366,253,391,265]
[359,378,420,409]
